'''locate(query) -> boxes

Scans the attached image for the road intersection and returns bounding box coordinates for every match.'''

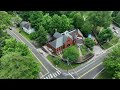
[7,24,120,79]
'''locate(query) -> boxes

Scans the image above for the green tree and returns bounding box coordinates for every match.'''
[42,13,52,31]
[72,12,84,29]
[3,38,29,56]
[103,44,120,79]
[35,26,48,46]
[114,12,120,24]
[16,11,33,21]
[84,38,95,49]
[0,11,12,30]
[0,52,40,79]
[29,32,38,40]
[81,20,93,37]
[63,46,79,63]
[29,11,43,31]
[98,28,113,43]
[48,14,62,34]
[112,11,119,17]
[60,15,73,32]
[88,11,113,30]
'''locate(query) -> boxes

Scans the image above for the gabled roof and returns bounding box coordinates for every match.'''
[77,29,83,37]
[49,29,83,49]
[20,21,31,29]
[53,32,62,38]
[49,36,63,48]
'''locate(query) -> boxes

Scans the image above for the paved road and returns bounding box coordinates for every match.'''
[7,26,118,79]
[110,24,120,37]
[7,29,72,79]
[67,50,108,79]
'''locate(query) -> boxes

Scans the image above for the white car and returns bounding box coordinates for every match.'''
[114,30,119,34]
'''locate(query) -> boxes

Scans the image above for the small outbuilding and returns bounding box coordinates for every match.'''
[20,21,35,34]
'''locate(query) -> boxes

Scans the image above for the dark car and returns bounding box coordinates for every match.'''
[9,27,12,30]
[113,27,116,30]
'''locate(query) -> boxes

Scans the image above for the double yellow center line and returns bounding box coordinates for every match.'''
[78,62,103,79]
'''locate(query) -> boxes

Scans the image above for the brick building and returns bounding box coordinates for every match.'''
[47,29,84,54]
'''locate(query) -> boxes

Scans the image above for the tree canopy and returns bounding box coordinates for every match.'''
[88,11,113,29]
[103,44,120,79]
[63,46,79,63]
[71,12,84,29]
[114,12,120,24]
[81,20,93,37]
[29,11,44,31]
[3,38,29,56]
[98,28,113,43]
[0,52,40,79]
[84,38,95,49]
[0,11,12,30]
[35,26,48,46]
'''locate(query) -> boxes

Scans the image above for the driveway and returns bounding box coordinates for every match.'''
[93,45,104,56]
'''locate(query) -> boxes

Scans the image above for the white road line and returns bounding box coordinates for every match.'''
[41,72,49,78]
[8,30,49,75]
[49,74,53,78]
[48,75,51,79]
[68,72,75,79]
[56,71,61,75]
[13,29,36,49]
[37,52,61,72]
[16,29,63,74]
[39,72,43,77]
[75,60,96,73]
[30,50,49,73]
[92,68,104,79]
[54,73,58,76]
[52,73,57,77]
[45,77,48,79]
[71,51,107,75]
[12,30,59,74]
[78,62,103,79]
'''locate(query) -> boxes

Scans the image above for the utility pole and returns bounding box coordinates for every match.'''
[66,58,69,73]
[66,58,79,78]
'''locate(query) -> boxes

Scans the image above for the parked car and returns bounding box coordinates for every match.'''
[113,27,116,30]
[114,30,119,34]
[9,27,12,30]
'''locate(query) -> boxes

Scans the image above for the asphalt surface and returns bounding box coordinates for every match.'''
[70,51,108,79]
[7,28,74,79]
[6,25,117,79]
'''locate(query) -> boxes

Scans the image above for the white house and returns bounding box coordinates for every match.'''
[20,21,35,34]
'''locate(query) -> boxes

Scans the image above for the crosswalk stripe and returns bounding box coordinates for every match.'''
[58,70,61,73]
[56,71,61,75]
[48,75,52,79]
[43,71,61,79]
[44,77,47,79]
[52,73,57,77]
[46,77,49,79]
[54,73,58,76]
[49,74,53,78]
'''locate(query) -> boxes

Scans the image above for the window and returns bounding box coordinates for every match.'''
[67,44,70,47]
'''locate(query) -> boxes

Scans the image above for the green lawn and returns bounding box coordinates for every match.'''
[101,35,119,49]
[16,28,31,41]
[47,55,80,70]
[80,45,88,56]
[96,70,111,79]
